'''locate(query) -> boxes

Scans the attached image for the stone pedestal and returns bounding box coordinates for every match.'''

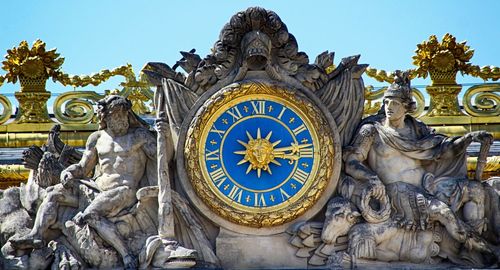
[216,228,307,269]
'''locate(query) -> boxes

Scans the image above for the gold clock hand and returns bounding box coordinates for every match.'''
[273,143,312,153]
[273,143,312,164]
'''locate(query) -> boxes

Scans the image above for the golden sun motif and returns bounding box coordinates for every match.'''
[234,128,312,178]
[234,128,282,178]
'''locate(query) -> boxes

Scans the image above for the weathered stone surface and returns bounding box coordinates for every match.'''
[1,96,209,269]
[339,71,500,267]
[1,7,498,270]
[216,229,307,269]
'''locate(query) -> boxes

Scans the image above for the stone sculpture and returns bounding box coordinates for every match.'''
[325,71,498,267]
[0,7,498,270]
[1,96,215,269]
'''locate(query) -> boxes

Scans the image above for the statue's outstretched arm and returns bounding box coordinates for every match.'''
[440,131,492,159]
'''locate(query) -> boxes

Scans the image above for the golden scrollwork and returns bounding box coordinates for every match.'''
[366,34,499,118]
[0,94,13,125]
[363,85,385,115]
[363,86,425,118]
[463,83,500,117]
[53,91,104,124]
[411,87,426,117]
[184,82,336,228]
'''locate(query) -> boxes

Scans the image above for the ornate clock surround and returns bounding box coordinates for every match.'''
[177,80,342,235]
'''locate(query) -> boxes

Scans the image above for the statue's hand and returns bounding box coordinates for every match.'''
[60,170,75,189]
[155,119,170,135]
[368,176,386,200]
[468,131,493,144]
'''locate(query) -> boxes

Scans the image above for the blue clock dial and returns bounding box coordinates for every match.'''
[183,83,338,228]
[202,99,316,209]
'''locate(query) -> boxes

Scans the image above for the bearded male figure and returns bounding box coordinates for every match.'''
[344,71,499,263]
[10,95,158,269]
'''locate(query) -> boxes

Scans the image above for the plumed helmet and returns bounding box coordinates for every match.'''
[383,70,416,113]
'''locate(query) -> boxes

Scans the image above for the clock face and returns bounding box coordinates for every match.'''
[201,97,317,211]
[182,83,338,229]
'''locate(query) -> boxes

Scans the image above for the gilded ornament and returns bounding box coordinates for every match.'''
[412,33,474,84]
[463,83,500,117]
[183,82,337,228]
[53,91,105,124]
[14,92,52,123]
[54,64,135,88]
[1,40,64,86]
[0,165,29,189]
[0,94,13,125]
[425,85,464,116]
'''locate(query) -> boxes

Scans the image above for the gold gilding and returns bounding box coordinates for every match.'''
[184,83,335,227]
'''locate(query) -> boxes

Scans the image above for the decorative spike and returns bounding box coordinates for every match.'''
[257,168,262,178]
[272,140,282,146]
[257,128,261,139]
[246,164,253,174]
[246,131,253,141]
[237,159,248,165]
[265,131,272,140]
[237,140,248,147]
[271,160,282,166]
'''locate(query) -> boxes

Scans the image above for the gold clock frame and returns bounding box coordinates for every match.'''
[199,93,320,214]
[179,81,341,232]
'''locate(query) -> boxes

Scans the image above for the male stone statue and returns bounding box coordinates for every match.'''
[344,71,498,259]
[11,95,158,269]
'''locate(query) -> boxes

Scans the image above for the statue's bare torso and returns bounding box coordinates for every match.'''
[367,129,425,187]
[93,128,149,191]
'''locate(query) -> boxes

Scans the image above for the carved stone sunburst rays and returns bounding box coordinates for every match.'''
[234,128,282,178]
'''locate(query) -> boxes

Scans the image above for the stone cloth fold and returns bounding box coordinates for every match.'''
[363,115,471,214]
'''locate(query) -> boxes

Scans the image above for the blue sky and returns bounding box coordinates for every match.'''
[1,0,499,95]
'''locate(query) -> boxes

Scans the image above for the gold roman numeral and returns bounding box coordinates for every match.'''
[254,193,267,207]
[227,106,243,122]
[251,101,266,115]
[228,186,243,203]
[210,125,225,138]
[205,149,220,161]
[292,124,307,136]
[300,146,313,158]
[280,188,291,201]
[292,168,309,184]
[277,107,287,120]
[209,168,226,187]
